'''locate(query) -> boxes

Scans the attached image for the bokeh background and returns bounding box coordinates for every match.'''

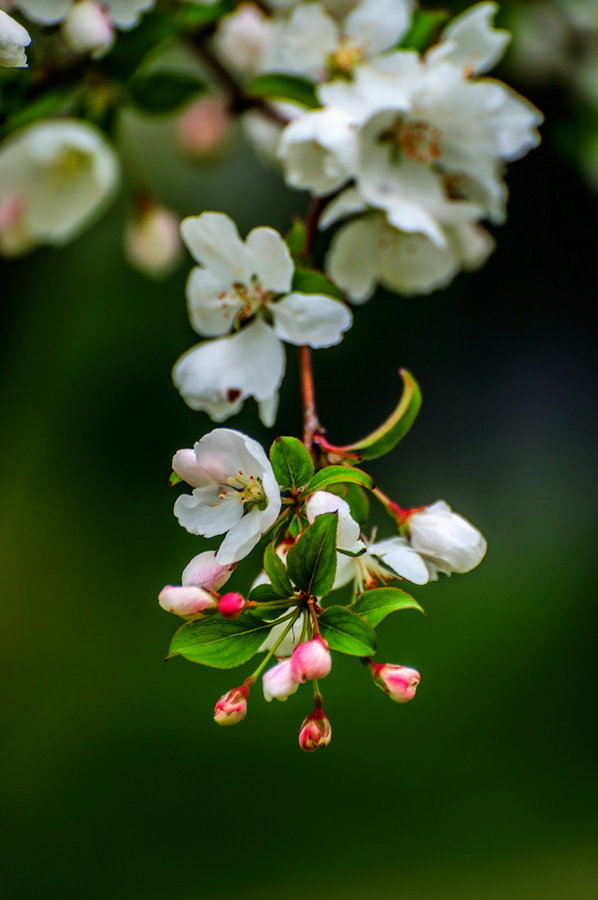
[1,3,597,897]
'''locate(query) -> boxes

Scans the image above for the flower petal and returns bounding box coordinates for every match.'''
[186,266,242,336]
[245,226,294,293]
[271,292,352,348]
[343,0,412,56]
[180,212,254,283]
[370,537,432,585]
[174,485,244,537]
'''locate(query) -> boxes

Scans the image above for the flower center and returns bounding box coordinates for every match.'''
[379,117,442,166]
[327,37,366,79]
[224,470,267,510]
[354,553,395,594]
[232,275,273,324]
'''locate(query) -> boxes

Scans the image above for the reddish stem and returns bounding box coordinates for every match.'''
[300,345,319,449]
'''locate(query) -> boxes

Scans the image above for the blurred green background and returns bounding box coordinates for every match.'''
[1,13,597,899]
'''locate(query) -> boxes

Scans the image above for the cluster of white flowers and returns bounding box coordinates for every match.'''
[173,211,352,424]
[216,1,541,301]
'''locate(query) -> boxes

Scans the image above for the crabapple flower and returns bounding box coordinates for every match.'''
[214,684,249,726]
[61,0,114,56]
[158,549,234,617]
[173,428,281,565]
[291,635,332,682]
[124,203,182,279]
[426,2,511,76]
[405,500,487,574]
[15,0,154,28]
[258,610,304,658]
[368,535,437,585]
[177,97,230,158]
[215,3,272,78]
[173,212,352,425]
[306,490,365,588]
[298,707,332,751]
[0,119,118,256]
[371,662,421,703]
[158,585,216,617]
[263,659,300,702]
[219,592,247,618]
[0,9,30,67]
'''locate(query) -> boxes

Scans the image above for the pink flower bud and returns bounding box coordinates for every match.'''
[371,663,421,703]
[213,683,249,726]
[218,592,246,618]
[172,448,210,487]
[290,635,332,682]
[61,0,114,57]
[182,550,234,592]
[158,585,216,617]
[124,203,181,279]
[298,708,332,752]
[263,659,299,702]
[177,97,230,158]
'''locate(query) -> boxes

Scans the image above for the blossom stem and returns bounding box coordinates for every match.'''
[299,345,319,449]
[248,611,301,682]
[372,485,406,525]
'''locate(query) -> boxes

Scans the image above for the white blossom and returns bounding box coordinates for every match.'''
[406,500,487,574]
[426,1,511,76]
[124,204,182,279]
[15,0,153,28]
[215,3,273,78]
[173,428,281,565]
[263,658,300,701]
[173,212,352,425]
[0,119,119,256]
[0,9,30,67]
[61,0,114,56]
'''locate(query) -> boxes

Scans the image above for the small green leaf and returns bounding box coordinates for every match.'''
[292,268,344,301]
[128,70,207,114]
[169,471,182,486]
[270,436,314,491]
[306,465,373,494]
[168,612,271,668]
[247,583,283,604]
[286,512,338,596]
[285,219,307,257]
[399,10,450,53]
[246,72,319,109]
[318,606,377,656]
[327,483,370,526]
[352,587,425,627]
[263,544,294,597]
[341,369,422,460]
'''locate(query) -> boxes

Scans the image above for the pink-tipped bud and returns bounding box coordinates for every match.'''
[371,663,421,703]
[158,585,216,618]
[290,635,332,682]
[172,448,209,487]
[182,550,234,592]
[124,203,182,279]
[177,96,230,158]
[213,683,249,726]
[263,659,299,702]
[219,592,246,618]
[61,0,114,57]
[298,708,332,752]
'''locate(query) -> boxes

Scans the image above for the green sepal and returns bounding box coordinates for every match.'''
[167,612,271,668]
[292,268,344,301]
[340,369,421,460]
[286,512,338,597]
[270,436,314,491]
[352,587,425,627]
[169,471,182,486]
[306,465,374,494]
[399,9,450,53]
[288,516,304,538]
[263,544,294,597]
[128,70,207,114]
[327,483,370,526]
[285,220,307,258]
[318,606,377,656]
[246,73,319,109]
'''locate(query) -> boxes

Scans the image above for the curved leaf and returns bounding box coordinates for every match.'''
[341,369,421,460]
[352,587,424,627]
[246,73,319,109]
[318,606,377,656]
[306,465,373,494]
[168,612,271,668]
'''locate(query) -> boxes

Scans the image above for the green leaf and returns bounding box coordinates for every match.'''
[169,471,182,486]
[318,606,377,656]
[327,483,370,526]
[105,12,178,78]
[270,436,314,491]
[285,219,307,257]
[306,465,374,494]
[292,268,344,301]
[352,587,425,627]
[341,369,422,460]
[128,70,207,114]
[168,612,271,668]
[247,583,283,604]
[175,0,233,28]
[246,73,319,109]
[261,508,291,545]
[399,10,450,53]
[263,544,294,597]
[286,512,338,596]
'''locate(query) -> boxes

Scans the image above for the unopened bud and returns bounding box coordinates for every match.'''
[177,96,230,158]
[158,585,216,617]
[219,592,246,618]
[61,0,114,57]
[263,659,299,702]
[298,707,332,752]
[371,662,421,703]
[214,683,249,726]
[172,448,209,488]
[291,635,332,682]
[182,550,235,592]
[124,202,182,279]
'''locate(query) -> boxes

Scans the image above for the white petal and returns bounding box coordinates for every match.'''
[306,490,364,553]
[258,393,279,428]
[216,506,264,564]
[263,4,338,78]
[428,2,510,75]
[278,108,356,195]
[271,292,352,348]
[186,266,242,336]
[245,226,294,293]
[259,611,303,657]
[180,212,254,283]
[326,216,382,303]
[370,537,432,585]
[379,225,459,295]
[174,485,244,537]
[343,0,411,56]
[319,186,367,229]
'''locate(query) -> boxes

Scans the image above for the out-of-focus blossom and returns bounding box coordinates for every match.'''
[215,3,272,78]
[124,202,182,279]
[263,658,300,701]
[15,0,153,28]
[61,0,113,55]
[177,97,230,158]
[0,9,30,66]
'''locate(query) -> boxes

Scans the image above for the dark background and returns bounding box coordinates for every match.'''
[1,14,597,899]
